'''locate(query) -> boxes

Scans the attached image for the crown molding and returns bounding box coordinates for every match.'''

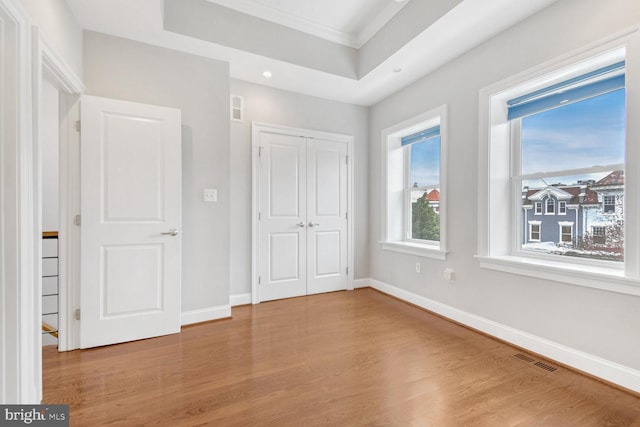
[205,0,407,49]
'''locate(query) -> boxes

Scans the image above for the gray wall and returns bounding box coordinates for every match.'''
[358,0,462,77]
[368,0,640,370]
[83,31,231,312]
[21,0,83,79]
[164,0,357,79]
[229,79,369,298]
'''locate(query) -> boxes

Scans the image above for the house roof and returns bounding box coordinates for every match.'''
[523,186,599,206]
[593,170,624,187]
[425,189,440,202]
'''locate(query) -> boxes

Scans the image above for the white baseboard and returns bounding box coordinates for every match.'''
[230,293,252,307]
[353,278,370,289]
[181,305,231,326]
[359,277,640,394]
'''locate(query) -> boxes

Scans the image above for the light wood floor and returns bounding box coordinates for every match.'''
[43,289,640,426]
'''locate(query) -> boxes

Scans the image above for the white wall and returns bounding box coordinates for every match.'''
[41,78,59,232]
[83,31,231,313]
[229,79,369,299]
[20,0,83,79]
[369,0,640,372]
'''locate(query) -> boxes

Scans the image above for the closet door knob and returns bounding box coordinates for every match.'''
[161,228,180,236]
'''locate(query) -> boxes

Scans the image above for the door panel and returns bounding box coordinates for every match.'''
[103,114,164,222]
[307,139,347,295]
[102,245,162,316]
[80,95,181,349]
[259,132,307,302]
[314,231,341,276]
[269,143,301,217]
[269,233,300,282]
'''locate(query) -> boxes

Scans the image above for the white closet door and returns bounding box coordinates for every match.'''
[306,138,348,295]
[257,130,348,302]
[259,132,307,302]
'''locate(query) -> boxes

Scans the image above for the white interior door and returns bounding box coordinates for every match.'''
[80,95,182,349]
[258,130,348,302]
[258,132,307,302]
[307,139,348,295]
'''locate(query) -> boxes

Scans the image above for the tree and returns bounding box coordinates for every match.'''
[412,195,440,241]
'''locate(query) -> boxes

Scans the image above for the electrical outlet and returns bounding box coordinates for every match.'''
[203,188,217,202]
[415,262,421,273]
[443,268,455,283]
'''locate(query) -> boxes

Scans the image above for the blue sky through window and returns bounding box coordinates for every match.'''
[410,137,440,187]
[521,89,626,180]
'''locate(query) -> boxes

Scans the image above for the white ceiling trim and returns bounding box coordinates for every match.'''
[204,0,407,48]
[355,1,409,48]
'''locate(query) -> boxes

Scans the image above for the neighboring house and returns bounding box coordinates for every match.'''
[410,188,440,213]
[522,171,624,252]
[424,189,440,214]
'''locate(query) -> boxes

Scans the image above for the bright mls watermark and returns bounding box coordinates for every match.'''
[1,405,68,426]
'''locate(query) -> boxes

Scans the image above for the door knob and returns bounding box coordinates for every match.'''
[296,222,306,228]
[308,222,320,227]
[161,228,180,236]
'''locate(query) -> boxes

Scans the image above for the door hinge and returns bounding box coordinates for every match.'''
[258,146,263,157]
[74,214,81,226]
[258,276,261,284]
[346,155,349,165]
[346,211,348,220]
[74,309,81,320]
[75,120,81,132]
[258,211,262,221]
[346,267,349,275]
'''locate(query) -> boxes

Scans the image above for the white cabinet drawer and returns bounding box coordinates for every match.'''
[42,238,58,258]
[43,295,58,315]
[42,276,58,295]
[42,258,58,277]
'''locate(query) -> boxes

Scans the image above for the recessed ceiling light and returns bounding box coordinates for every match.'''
[393,68,402,73]
[393,0,406,3]
[262,70,272,78]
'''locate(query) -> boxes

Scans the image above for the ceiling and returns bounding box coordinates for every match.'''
[204,0,409,48]
[66,0,559,106]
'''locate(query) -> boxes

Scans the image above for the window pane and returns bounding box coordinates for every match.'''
[411,189,440,241]
[410,137,440,188]
[521,89,625,175]
[521,172,623,261]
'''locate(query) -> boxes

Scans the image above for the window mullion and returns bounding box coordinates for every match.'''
[404,146,412,240]
[511,119,523,254]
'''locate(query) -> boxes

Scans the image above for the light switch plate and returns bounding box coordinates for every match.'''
[203,188,217,202]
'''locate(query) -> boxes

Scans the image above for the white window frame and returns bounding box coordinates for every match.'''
[380,105,448,260]
[528,221,541,242]
[603,195,616,213]
[534,202,542,215]
[545,198,556,215]
[559,221,574,243]
[592,225,607,244]
[477,31,640,296]
[558,201,567,215]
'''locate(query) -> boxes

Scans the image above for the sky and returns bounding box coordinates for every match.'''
[410,136,440,187]
[408,89,625,189]
[521,88,626,179]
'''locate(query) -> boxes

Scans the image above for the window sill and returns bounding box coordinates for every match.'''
[381,241,447,260]
[476,255,640,296]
